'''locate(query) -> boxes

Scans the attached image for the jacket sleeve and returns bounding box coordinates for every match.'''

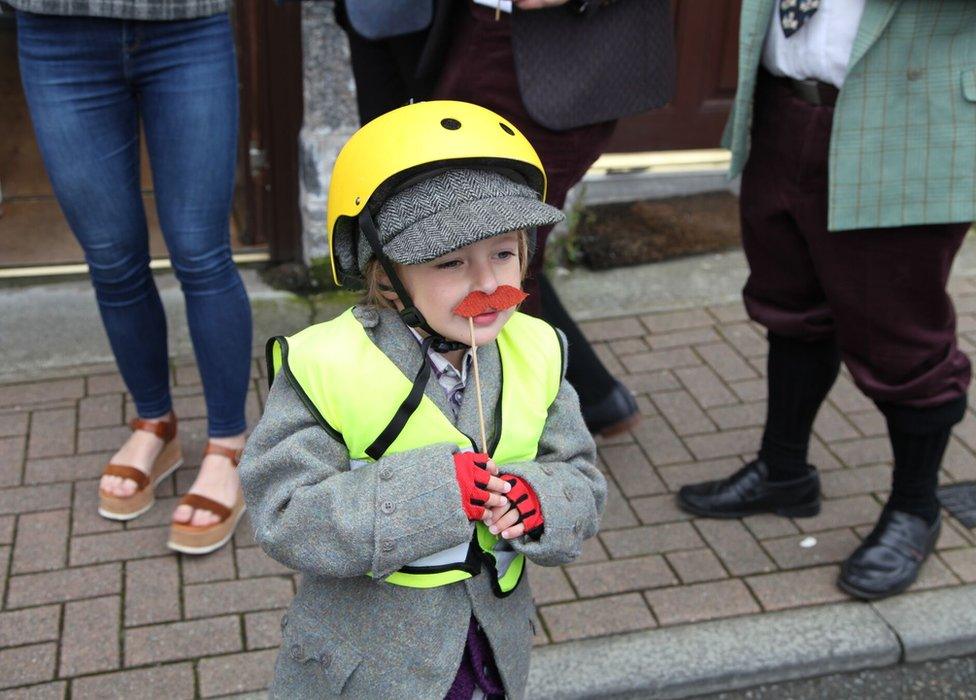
[499,334,606,567]
[239,372,475,579]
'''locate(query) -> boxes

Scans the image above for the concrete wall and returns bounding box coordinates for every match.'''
[298,2,358,265]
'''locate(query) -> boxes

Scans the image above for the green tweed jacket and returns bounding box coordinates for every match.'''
[723,0,976,231]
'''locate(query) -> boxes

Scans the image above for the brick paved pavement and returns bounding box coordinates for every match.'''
[3,288,976,697]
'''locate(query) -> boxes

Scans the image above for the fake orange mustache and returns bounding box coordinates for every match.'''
[453,285,528,317]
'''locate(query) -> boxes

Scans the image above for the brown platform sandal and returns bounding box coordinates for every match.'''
[167,442,245,556]
[98,415,183,521]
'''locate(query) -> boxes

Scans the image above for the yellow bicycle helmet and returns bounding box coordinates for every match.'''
[326,100,548,286]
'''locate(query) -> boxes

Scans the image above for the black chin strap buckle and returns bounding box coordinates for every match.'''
[399,307,424,328]
[431,337,467,353]
[398,308,464,351]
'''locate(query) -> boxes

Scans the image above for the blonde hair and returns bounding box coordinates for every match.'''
[362,229,531,310]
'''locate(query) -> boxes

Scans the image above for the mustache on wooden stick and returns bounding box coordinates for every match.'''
[452,285,528,317]
[452,285,528,453]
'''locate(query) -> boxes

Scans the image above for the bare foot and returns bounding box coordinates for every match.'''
[172,434,245,527]
[99,413,174,498]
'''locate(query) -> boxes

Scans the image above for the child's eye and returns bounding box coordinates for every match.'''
[495,250,517,260]
[435,259,463,270]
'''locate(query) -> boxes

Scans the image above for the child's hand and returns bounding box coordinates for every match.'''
[487,475,544,540]
[454,453,511,522]
[487,502,525,539]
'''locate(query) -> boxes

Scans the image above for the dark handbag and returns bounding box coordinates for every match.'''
[511,0,675,130]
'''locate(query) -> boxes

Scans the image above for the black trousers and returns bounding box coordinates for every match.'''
[334,1,437,125]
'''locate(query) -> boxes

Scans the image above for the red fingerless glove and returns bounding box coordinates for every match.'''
[501,475,544,540]
[453,452,492,521]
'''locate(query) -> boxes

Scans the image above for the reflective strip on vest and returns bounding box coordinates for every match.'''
[269,308,562,594]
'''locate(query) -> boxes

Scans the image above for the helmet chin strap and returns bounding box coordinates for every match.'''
[358,211,467,353]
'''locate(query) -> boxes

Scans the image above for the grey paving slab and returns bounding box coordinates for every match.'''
[872,584,976,663]
[6,242,976,698]
[526,603,900,700]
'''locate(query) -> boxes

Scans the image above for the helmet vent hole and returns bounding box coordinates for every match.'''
[499,122,515,135]
[355,196,361,205]
[441,118,462,130]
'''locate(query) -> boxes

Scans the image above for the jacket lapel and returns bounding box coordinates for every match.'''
[366,309,463,427]
[367,307,502,450]
[739,0,775,81]
[847,0,901,73]
[456,343,500,454]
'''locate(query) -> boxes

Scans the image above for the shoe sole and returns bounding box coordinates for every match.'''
[167,503,246,556]
[836,572,917,601]
[677,496,821,520]
[596,411,643,439]
[98,458,184,522]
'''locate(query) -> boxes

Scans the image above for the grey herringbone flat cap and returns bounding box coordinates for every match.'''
[353,168,564,274]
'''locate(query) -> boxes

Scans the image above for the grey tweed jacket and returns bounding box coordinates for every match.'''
[239,306,605,699]
[4,0,230,20]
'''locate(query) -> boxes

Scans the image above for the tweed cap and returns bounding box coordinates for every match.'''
[349,168,563,274]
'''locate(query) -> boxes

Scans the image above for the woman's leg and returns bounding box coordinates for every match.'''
[17,12,175,496]
[134,14,251,526]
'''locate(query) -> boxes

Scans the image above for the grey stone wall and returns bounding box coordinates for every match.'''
[298,2,358,265]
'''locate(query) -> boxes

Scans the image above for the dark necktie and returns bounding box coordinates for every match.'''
[780,0,820,38]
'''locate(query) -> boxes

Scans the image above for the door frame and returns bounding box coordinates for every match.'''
[234,0,304,263]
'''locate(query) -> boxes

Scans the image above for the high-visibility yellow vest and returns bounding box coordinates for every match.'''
[267,308,562,596]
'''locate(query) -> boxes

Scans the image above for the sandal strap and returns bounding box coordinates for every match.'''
[204,442,243,467]
[130,415,177,442]
[102,464,150,491]
[178,493,232,522]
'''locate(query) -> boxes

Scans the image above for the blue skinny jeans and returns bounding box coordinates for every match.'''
[17,11,252,437]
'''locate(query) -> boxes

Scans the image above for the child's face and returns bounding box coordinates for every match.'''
[392,231,524,347]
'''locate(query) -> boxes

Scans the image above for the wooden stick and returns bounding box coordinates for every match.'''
[469,317,488,453]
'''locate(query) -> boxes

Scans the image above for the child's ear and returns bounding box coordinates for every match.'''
[376,269,399,302]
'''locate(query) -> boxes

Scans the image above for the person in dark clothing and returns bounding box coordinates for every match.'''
[676,0,976,601]
[336,0,676,436]
[333,0,438,125]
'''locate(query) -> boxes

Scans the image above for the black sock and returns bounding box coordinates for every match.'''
[880,397,967,525]
[759,333,841,482]
[538,274,617,407]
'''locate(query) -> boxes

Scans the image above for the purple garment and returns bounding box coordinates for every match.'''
[445,617,505,700]
[740,69,972,408]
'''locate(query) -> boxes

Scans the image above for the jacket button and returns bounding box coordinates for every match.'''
[379,467,393,481]
[564,487,574,502]
[541,465,554,476]
[290,644,303,661]
[318,651,332,667]
[380,501,396,515]
[280,614,289,630]
[381,539,396,552]
[573,519,583,534]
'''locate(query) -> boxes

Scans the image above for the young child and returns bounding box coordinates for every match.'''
[239,101,606,699]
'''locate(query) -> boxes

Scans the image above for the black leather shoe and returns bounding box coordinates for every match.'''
[677,459,821,519]
[582,380,641,438]
[837,510,940,601]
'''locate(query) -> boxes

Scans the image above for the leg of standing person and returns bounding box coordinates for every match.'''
[16,13,181,504]
[133,14,253,537]
[678,73,836,520]
[433,3,638,436]
[677,70,972,598]
[337,0,436,125]
[800,216,970,598]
